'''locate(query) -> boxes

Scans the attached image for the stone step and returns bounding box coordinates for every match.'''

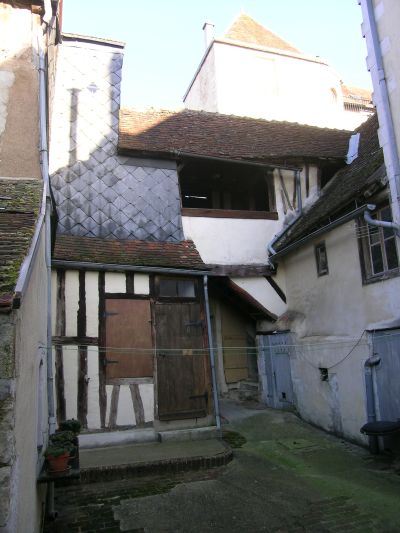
[158,426,218,443]
[79,428,158,449]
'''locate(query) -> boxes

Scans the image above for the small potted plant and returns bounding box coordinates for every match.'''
[45,445,70,473]
[59,419,81,436]
[49,430,77,457]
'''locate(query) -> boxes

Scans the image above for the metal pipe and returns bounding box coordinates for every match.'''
[364,355,381,454]
[361,0,400,228]
[52,259,212,277]
[203,275,221,433]
[296,169,302,213]
[39,38,57,519]
[364,204,400,235]
[269,204,370,261]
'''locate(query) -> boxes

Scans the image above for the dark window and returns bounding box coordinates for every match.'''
[158,278,196,298]
[178,158,275,217]
[358,204,399,282]
[315,242,329,276]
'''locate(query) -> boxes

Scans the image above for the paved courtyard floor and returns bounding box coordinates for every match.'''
[45,402,400,532]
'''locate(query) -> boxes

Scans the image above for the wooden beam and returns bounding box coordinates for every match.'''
[129,384,145,427]
[98,271,107,428]
[108,385,120,429]
[126,272,135,294]
[55,270,66,423]
[264,276,287,304]
[77,271,88,428]
[52,336,99,346]
[209,265,273,277]
[181,207,278,220]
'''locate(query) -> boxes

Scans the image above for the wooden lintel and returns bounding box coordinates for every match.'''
[52,336,99,346]
[182,207,278,220]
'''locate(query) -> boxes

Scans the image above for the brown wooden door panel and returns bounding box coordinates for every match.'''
[105,299,153,380]
[155,302,209,420]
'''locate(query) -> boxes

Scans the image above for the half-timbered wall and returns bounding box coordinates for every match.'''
[51,270,155,431]
[52,269,213,432]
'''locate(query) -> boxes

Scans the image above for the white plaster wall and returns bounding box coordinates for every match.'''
[13,229,47,533]
[189,41,348,129]
[183,46,218,111]
[62,346,78,420]
[105,272,126,293]
[51,270,57,336]
[281,221,400,442]
[231,276,287,317]
[182,216,279,264]
[86,271,99,337]
[87,347,101,429]
[65,270,79,336]
[372,0,400,158]
[116,385,135,426]
[134,273,150,295]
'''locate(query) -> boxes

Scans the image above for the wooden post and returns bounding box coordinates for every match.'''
[55,270,66,423]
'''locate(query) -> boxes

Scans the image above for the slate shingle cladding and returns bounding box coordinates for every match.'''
[0,179,43,309]
[274,113,385,251]
[54,234,207,270]
[118,108,351,162]
[50,37,184,242]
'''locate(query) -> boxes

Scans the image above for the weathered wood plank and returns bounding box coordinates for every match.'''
[305,163,310,198]
[181,207,278,219]
[126,272,135,294]
[107,377,153,385]
[108,385,120,429]
[52,336,99,346]
[264,276,287,303]
[279,169,293,211]
[77,271,88,428]
[129,384,145,427]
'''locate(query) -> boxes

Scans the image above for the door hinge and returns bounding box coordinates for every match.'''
[104,358,119,366]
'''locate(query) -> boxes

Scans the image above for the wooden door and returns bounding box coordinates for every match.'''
[155,302,209,420]
[105,299,153,381]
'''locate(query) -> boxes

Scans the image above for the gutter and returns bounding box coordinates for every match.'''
[52,259,212,277]
[269,204,370,261]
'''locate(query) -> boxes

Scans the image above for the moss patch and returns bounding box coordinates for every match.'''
[222,430,247,448]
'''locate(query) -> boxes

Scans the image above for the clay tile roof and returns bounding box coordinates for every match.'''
[275,113,385,251]
[224,13,300,53]
[0,179,43,310]
[54,235,208,270]
[341,84,373,104]
[119,108,350,163]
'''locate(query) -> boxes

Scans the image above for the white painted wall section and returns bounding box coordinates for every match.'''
[62,346,78,420]
[105,272,126,293]
[85,271,99,337]
[87,347,101,429]
[231,276,287,317]
[134,273,150,295]
[65,270,79,336]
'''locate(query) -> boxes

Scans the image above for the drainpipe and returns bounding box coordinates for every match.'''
[364,204,400,235]
[360,0,400,229]
[203,275,221,434]
[267,169,303,263]
[38,36,57,517]
[364,355,381,454]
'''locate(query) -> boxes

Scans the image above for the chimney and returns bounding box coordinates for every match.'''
[202,21,215,49]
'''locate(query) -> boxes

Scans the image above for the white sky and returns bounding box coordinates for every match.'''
[62,0,371,110]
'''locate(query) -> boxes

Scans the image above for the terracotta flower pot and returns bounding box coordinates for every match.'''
[46,451,70,473]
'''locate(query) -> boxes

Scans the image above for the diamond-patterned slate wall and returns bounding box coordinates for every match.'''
[49,39,184,242]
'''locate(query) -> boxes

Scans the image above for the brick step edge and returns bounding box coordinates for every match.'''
[79,448,233,484]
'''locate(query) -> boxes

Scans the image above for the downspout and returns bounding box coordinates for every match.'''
[203,275,221,433]
[364,355,381,454]
[364,203,400,235]
[267,168,303,263]
[361,0,400,228]
[38,35,57,517]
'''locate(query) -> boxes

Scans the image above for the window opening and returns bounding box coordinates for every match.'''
[315,242,329,276]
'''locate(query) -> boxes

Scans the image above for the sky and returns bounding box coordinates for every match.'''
[62,0,371,110]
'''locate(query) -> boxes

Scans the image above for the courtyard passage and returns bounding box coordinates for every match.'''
[45,402,400,532]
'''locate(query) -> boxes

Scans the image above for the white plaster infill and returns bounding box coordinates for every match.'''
[79,428,158,449]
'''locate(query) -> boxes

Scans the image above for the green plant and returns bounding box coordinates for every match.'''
[59,419,81,435]
[45,445,68,458]
[49,430,77,454]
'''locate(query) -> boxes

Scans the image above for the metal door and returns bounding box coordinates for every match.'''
[372,329,400,420]
[259,332,294,409]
